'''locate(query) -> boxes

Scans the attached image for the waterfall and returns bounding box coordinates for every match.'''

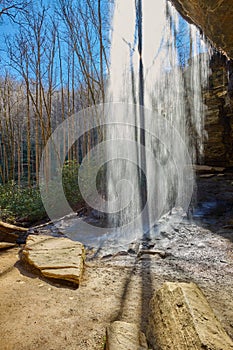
[105,0,211,242]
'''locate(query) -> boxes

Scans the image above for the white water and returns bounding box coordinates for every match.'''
[105,0,211,240]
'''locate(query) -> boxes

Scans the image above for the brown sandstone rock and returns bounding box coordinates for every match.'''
[147,282,233,350]
[171,0,233,59]
[106,321,148,350]
[21,235,85,286]
[202,55,233,167]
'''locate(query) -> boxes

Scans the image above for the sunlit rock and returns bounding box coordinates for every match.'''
[106,321,148,350]
[21,235,85,286]
[147,281,233,349]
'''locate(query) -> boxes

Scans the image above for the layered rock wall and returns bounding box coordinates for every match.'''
[168,0,233,166]
[203,54,233,166]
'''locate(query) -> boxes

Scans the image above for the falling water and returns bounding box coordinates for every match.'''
[105,0,211,241]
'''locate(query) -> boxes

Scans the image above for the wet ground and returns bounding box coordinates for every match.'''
[28,170,233,252]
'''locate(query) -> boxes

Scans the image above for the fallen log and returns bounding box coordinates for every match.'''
[0,220,28,243]
[0,220,28,233]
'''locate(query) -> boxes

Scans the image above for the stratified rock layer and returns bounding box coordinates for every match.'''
[203,54,233,166]
[22,235,85,286]
[171,0,233,59]
[147,282,233,350]
[106,321,148,350]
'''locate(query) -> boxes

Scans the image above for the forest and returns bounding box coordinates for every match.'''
[0,0,110,224]
[0,0,198,225]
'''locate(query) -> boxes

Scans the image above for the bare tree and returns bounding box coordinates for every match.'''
[5,2,59,185]
[58,0,109,106]
[0,1,30,22]
[0,0,111,188]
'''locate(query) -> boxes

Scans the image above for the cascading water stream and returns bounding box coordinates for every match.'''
[39,0,212,252]
[105,0,211,242]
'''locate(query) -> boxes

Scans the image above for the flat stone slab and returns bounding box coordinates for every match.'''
[21,235,85,286]
[106,321,148,350]
[147,282,233,350]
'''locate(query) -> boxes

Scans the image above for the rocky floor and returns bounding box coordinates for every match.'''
[0,172,233,349]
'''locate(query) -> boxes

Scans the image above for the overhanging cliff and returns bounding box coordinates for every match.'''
[171,0,233,59]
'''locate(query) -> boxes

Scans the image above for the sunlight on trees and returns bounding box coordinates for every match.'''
[0,0,197,223]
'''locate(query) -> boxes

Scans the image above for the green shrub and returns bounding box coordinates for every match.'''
[0,181,46,224]
[62,160,82,207]
[0,160,97,224]
[39,160,84,219]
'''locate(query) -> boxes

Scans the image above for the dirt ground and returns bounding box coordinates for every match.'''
[0,174,233,350]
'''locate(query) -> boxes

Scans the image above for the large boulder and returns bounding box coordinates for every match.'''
[106,321,148,350]
[147,282,233,350]
[21,235,85,286]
